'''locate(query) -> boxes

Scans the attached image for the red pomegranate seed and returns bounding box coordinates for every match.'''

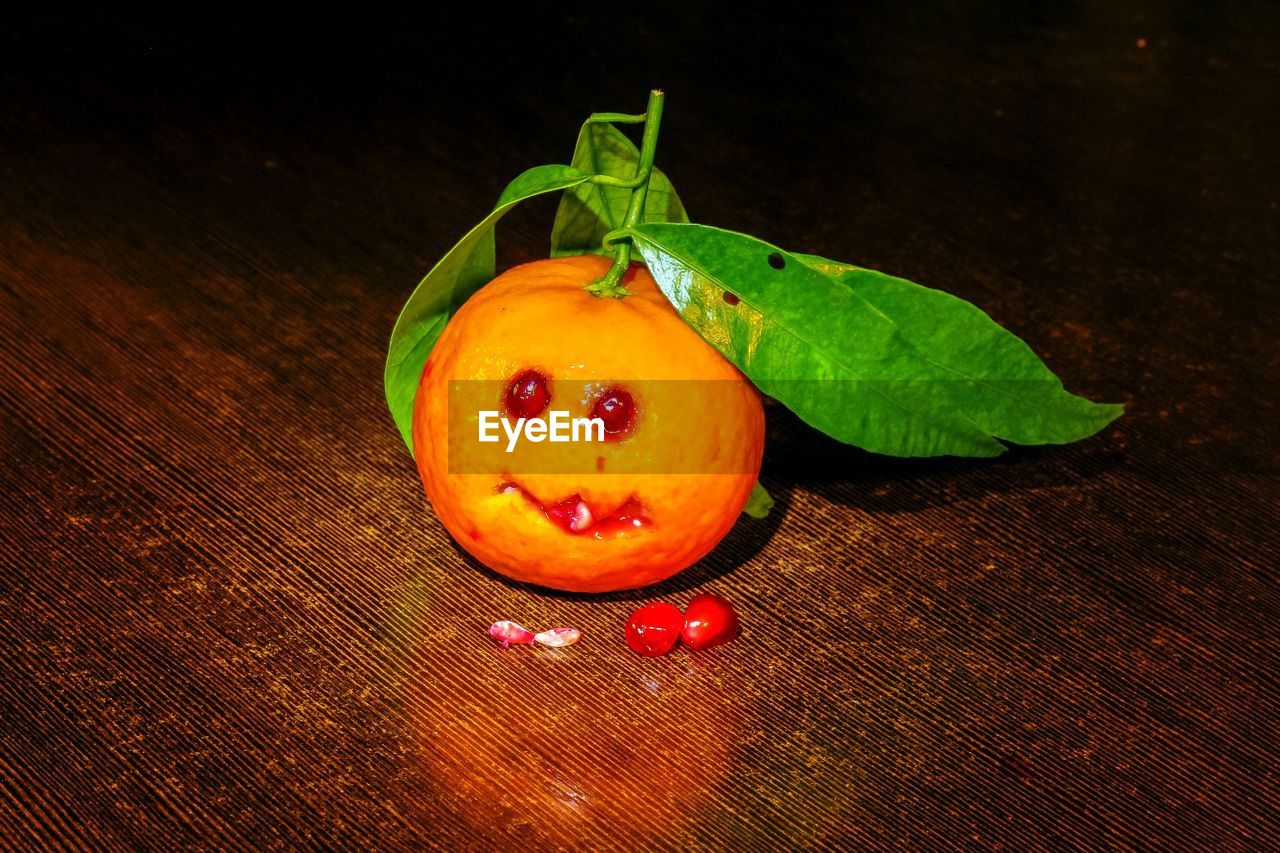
[591,496,651,538]
[504,369,550,419]
[680,593,739,651]
[625,602,684,657]
[545,495,594,533]
[488,620,536,648]
[590,388,634,436]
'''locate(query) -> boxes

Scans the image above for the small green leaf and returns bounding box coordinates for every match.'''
[550,121,687,258]
[628,222,1122,458]
[743,481,775,518]
[385,164,589,454]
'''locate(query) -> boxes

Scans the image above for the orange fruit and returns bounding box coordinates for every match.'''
[412,254,764,592]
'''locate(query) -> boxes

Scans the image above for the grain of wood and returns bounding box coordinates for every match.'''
[1,5,1278,848]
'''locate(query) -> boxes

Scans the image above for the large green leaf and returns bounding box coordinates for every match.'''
[550,121,687,257]
[628,222,1122,458]
[385,164,589,453]
[795,254,1124,446]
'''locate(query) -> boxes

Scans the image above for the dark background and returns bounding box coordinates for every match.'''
[2,4,1277,848]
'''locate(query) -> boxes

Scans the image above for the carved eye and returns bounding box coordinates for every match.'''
[504,369,550,418]
[591,387,635,438]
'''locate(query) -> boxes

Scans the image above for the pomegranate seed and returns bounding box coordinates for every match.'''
[545,495,594,533]
[591,388,634,436]
[680,593,739,651]
[591,496,651,538]
[488,620,536,648]
[625,602,683,657]
[534,627,581,648]
[505,369,550,419]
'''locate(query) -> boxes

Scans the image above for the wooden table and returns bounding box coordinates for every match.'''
[3,7,1277,848]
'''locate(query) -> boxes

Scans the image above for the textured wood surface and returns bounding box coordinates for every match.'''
[2,6,1278,848]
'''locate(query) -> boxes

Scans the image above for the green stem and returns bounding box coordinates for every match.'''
[585,89,665,298]
[587,111,646,125]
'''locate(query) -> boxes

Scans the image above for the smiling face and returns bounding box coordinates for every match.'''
[413,255,764,593]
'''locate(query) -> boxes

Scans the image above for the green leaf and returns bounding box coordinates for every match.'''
[743,481,775,519]
[628,222,1122,458]
[794,254,1125,446]
[550,122,687,258]
[385,164,590,454]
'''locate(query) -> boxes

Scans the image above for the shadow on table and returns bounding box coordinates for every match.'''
[760,404,1129,514]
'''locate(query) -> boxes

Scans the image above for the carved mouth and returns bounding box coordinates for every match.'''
[496,481,652,538]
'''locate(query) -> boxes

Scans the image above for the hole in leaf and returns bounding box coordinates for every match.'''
[767,252,786,270]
